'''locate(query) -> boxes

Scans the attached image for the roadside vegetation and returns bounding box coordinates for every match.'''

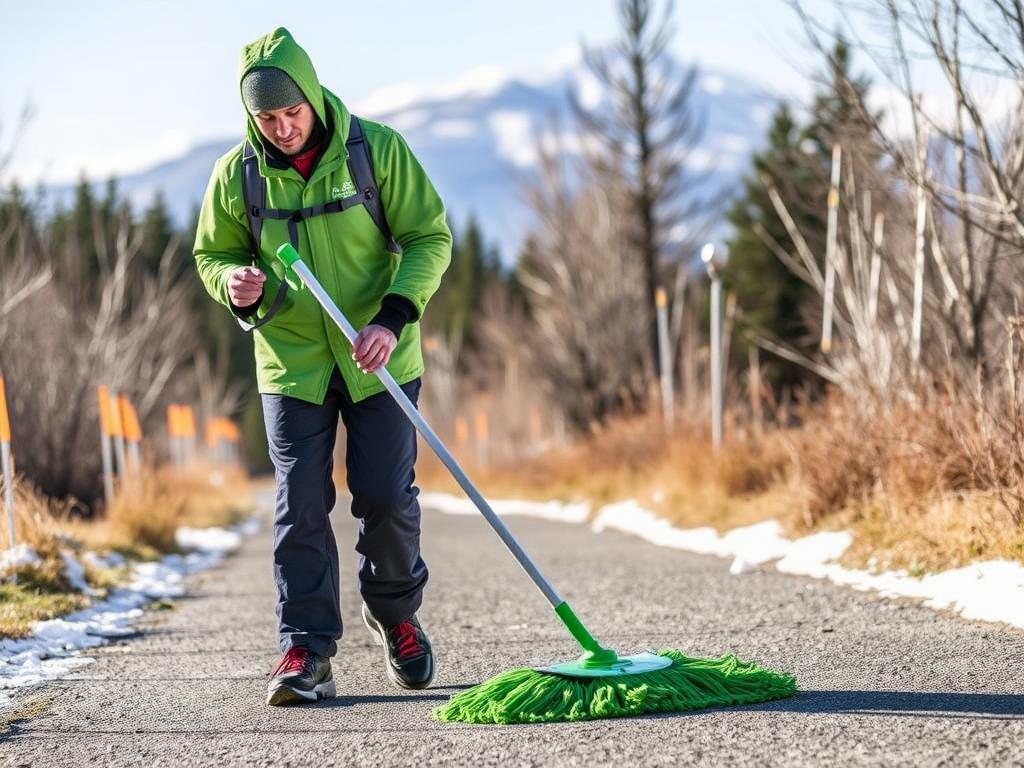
[419,381,1024,575]
[419,0,1024,577]
[0,465,252,639]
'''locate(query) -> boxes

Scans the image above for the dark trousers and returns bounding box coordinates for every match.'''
[261,366,427,657]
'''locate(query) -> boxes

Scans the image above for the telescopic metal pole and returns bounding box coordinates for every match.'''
[277,245,562,609]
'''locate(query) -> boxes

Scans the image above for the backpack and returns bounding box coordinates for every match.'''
[236,114,400,331]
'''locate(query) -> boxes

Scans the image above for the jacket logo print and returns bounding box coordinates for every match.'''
[333,180,356,199]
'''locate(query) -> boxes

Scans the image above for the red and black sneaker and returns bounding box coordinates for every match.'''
[361,603,436,690]
[266,646,336,706]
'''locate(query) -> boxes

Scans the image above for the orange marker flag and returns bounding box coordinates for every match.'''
[454,415,468,447]
[124,400,143,443]
[168,404,181,437]
[108,392,124,439]
[97,385,115,437]
[0,377,11,443]
[182,406,196,438]
[117,395,132,441]
[474,410,489,442]
[205,418,219,448]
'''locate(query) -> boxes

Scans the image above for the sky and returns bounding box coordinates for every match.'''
[1,0,840,185]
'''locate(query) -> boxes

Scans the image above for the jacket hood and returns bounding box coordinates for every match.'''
[238,27,335,153]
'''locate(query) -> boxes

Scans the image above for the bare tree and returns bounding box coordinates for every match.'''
[515,114,650,429]
[0,194,209,508]
[569,0,711,385]
[791,0,1024,370]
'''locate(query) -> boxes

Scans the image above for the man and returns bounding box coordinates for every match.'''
[193,27,452,706]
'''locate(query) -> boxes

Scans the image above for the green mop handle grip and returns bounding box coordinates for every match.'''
[274,243,613,658]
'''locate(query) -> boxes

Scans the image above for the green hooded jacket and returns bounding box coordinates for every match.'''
[193,27,452,405]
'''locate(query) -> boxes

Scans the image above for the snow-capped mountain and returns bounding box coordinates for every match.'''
[53,47,779,265]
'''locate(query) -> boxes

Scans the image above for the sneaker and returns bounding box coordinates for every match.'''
[361,603,435,690]
[266,646,336,706]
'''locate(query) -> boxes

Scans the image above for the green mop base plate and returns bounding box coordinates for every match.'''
[535,651,672,678]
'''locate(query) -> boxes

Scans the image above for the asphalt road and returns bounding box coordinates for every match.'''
[2,487,1023,767]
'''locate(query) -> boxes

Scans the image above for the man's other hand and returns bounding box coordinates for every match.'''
[228,266,266,307]
[352,324,397,374]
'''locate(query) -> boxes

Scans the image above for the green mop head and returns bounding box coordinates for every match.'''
[432,649,797,724]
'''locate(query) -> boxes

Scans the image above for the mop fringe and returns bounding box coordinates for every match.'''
[432,649,797,724]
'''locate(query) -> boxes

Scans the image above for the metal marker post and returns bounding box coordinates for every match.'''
[97,386,115,506]
[168,405,183,468]
[868,212,884,324]
[821,143,842,354]
[109,391,127,489]
[911,126,929,366]
[120,395,142,489]
[655,287,674,426]
[0,377,15,550]
[702,244,723,450]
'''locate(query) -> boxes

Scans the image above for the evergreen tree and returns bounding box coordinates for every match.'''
[723,104,821,389]
[425,212,502,368]
[137,190,176,276]
[62,176,99,285]
[723,36,882,392]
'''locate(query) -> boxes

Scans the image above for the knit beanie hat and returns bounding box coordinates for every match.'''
[241,67,306,113]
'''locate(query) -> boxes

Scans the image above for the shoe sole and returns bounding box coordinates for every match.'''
[266,677,336,706]
[361,605,435,691]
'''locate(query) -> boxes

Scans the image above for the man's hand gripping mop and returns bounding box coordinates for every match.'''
[276,243,797,724]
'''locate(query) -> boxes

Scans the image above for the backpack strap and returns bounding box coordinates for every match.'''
[236,140,289,333]
[346,115,401,254]
[233,118,400,332]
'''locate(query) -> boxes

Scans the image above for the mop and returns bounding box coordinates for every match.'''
[274,243,797,724]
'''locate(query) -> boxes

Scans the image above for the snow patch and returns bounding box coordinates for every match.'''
[488,110,537,168]
[388,109,430,133]
[60,551,98,596]
[0,515,262,710]
[427,490,1024,631]
[421,492,589,524]
[175,525,242,553]
[432,119,477,139]
[0,544,40,573]
[573,68,604,110]
[82,550,126,570]
[594,503,1024,630]
[355,65,510,117]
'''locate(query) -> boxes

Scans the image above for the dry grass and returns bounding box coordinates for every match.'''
[417,412,794,533]
[0,463,253,639]
[62,464,252,560]
[782,382,1024,570]
[0,582,88,638]
[833,490,1024,574]
[0,482,71,561]
[418,383,1024,574]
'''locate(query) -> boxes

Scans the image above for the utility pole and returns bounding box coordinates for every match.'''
[702,244,723,450]
[655,287,674,426]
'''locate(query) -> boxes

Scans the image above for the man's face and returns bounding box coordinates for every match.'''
[253,101,315,155]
